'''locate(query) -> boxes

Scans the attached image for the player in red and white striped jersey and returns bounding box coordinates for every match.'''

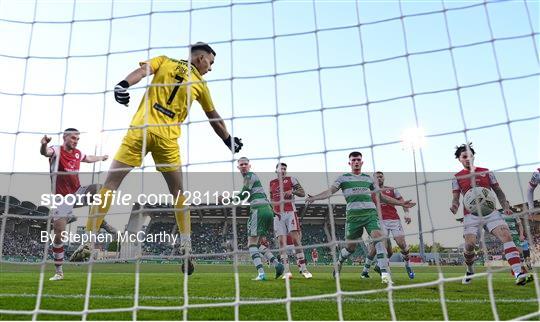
[449,143,529,285]
[269,163,312,279]
[40,128,109,281]
[362,171,415,279]
[311,248,319,266]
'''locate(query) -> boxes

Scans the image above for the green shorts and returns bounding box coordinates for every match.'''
[247,205,274,237]
[511,235,521,248]
[345,209,381,240]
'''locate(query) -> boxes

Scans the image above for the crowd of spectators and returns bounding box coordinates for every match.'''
[2,230,45,260]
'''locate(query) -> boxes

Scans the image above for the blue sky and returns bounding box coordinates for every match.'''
[0,0,539,246]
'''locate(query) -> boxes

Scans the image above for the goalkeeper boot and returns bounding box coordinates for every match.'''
[69,242,91,262]
[180,240,194,276]
[361,271,370,279]
[253,273,267,281]
[406,266,415,279]
[374,265,382,276]
[332,261,342,279]
[462,271,474,285]
[301,270,313,279]
[381,272,393,285]
[515,272,528,286]
[275,262,285,279]
[49,273,64,281]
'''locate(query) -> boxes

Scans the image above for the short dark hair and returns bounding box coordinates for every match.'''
[349,151,362,158]
[237,157,249,163]
[63,128,79,135]
[375,171,384,175]
[276,162,287,169]
[454,143,475,159]
[191,42,216,56]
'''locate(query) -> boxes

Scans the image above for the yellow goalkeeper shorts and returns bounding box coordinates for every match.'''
[114,128,180,172]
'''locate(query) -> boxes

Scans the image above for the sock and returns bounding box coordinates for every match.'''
[296,251,307,272]
[464,251,475,273]
[249,245,264,274]
[523,248,530,259]
[503,242,524,276]
[259,243,278,267]
[401,248,410,268]
[52,242,64,274]
[86,188,113,232]
[363,254,375,273]
[338,247,352,264]
[281,254,290,272]
[174,194,191,250]
[375,241,388,273]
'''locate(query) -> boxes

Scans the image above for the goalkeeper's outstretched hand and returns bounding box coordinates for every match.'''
[223,135,243,153]
[114,80,130,106]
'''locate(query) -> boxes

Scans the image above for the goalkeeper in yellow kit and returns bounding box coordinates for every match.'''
[71,43,243,275]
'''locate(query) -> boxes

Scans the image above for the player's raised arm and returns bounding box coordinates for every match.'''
[205,110,243,153]
[114,62,155,107]
[305,186,339,204]
[82,155,109,163]
[292,178,306,198]
[40,135,53,157]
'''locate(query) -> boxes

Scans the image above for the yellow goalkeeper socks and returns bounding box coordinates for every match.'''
[86,187,113,232]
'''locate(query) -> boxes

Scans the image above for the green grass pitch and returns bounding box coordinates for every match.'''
[0,263,538,320]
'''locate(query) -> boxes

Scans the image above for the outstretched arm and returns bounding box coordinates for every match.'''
[83,155,109,163]
[305,186,340,204]
[379,193,416,208]
[123,63,154,87]
[205,110,243,153]
[114,63,154,106]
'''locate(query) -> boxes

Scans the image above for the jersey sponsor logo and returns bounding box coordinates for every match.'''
[153,102,175,118]
[351,187,371,193]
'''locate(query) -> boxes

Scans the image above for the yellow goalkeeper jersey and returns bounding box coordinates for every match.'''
[129,55,215,139]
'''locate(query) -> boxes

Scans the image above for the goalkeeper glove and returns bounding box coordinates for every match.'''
[223,135,243,153]
[114,80,130,106]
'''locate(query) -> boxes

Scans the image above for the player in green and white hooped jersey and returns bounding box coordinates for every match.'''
[306,152,416,285]
[237,157,284,281]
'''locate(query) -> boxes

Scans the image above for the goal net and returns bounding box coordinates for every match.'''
[0,0,539,320]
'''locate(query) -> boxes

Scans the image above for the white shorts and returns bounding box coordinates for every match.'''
[381,219,405,238]
[51,185,91,220]
[463,210,507,236]
[274,211,300,237]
